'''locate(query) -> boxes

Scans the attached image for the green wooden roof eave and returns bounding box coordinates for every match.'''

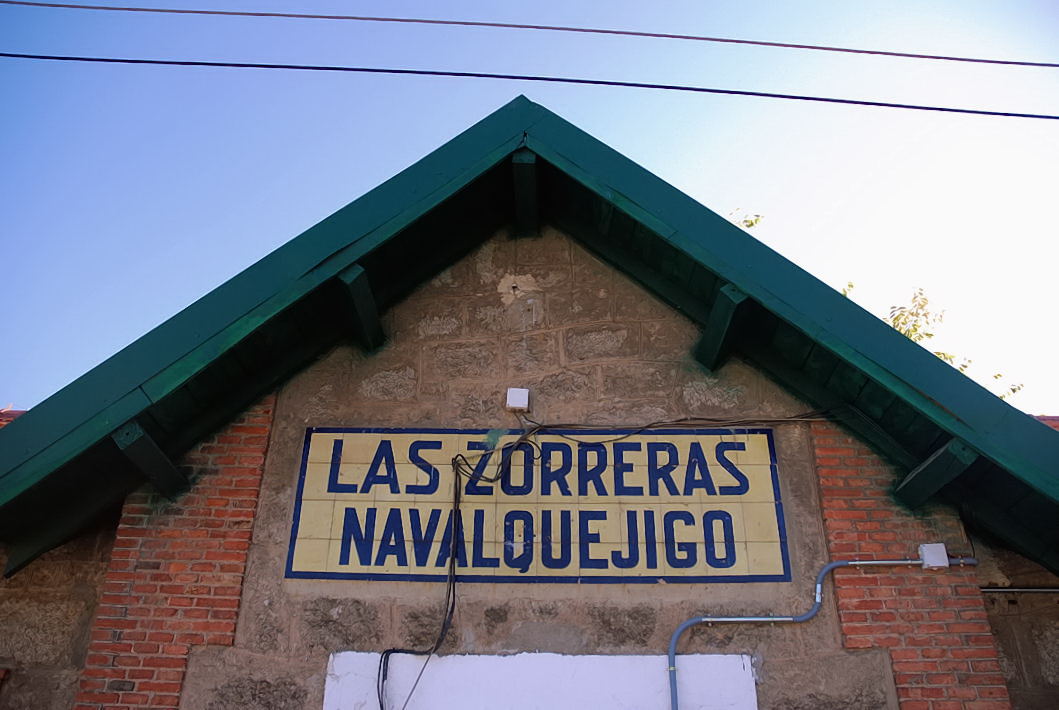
[141,128,532,402]
[0,95,548,508]
[3,93,1056,523]
[0,389,150,510]
[522,110,1059,502]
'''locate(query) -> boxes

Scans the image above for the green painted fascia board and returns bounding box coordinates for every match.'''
[524,105,1059,501]
[139,127,523,400]
[0,388,150,509]
[0,96,545,498]
[3,93,1056,521]
[142,125,531,403]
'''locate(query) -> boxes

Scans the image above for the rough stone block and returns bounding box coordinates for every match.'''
[757,650,898,709]
[599,362,678,398]
[570,242,614,290]
[205,678,307,710]
[498,264,572,292]
[505,332,560,375]
[428,383,506,426]
[641,318,699,360]
[680,377,746,413]
[529,368,597,405]
[1033,621,1059,685]
[391,298,465,341]
[467,294,544,335]
[584,400,676,427]
[611,285,675,321]
[586,604,658,647]
[0,598,88,665]
[470,237,517,287]
[398,603,456,651]
[356,365,418,401]
[546,287,612,326]
[563,324,640,362]
[514,227,571,265]
[0,668,80,710]
[424,260,475,296]
[299,598,382,652]
[423,340,501,381]
[181,647,326,710]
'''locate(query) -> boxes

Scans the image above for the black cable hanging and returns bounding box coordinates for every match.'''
[2,1,1056,69]
[1,52,1056,120]
[377,408,838,707]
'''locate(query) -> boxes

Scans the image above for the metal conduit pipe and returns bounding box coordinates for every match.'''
[667,556,979,710]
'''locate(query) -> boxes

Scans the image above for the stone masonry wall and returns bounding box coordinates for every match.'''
[71,395,275,710]
[812,420,1012,710]
[1,410,118,710]
[0,516,114,710]
[974,416,1059,710]
[5,233,1056,710]
[183,228,901,709]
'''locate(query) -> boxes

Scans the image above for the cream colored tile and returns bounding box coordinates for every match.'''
[660,504,702,544]
[745,541,786,576]
[295,499,336,540]
[537,505,579,543]
[330,432,379,464]
[495,465,539,503]
[699,541,749,577]
[290,538,330,574]
[328,501,411,542]
[729,464,778,503]
[576,504,623,543]
[299,462,336,500]
[306,432,343,464]
[740,502,782,542]
[498,539,537,577]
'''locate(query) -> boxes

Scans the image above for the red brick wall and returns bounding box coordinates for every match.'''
[812,420,1011,710]
[1037,415,1059,432]
[73,395,275,710]
[0,410,25,429]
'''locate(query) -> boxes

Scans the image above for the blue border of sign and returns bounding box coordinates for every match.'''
[284,427,792,584]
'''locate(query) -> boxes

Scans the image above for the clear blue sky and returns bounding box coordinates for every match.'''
[2,1,1057,413]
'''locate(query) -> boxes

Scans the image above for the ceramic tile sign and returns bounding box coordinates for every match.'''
[285,427,790,583]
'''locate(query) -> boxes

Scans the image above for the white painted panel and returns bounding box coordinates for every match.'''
[323,651,757,710]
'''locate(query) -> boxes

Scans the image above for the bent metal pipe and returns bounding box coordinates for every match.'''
[666,556,979,710]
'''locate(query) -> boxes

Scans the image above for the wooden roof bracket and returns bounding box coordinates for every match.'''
[336,263,385,352]
[111,419,188,499]
[736,340,921,471]
[511,148,539,238]
[895,437,979,507]
[693,283,751,372]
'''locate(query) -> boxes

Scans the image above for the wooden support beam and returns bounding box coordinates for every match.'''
[336,263,385,351]
[3,469,136,577]
[565,215,711,324]
[111,420,187,498]
[740,341,921,471]
[512,148,539,237]
[693,284,751,372]
[957,496,1059,576]
[895,437,979,507]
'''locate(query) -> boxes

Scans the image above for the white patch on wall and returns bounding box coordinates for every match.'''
[323,651,757,710]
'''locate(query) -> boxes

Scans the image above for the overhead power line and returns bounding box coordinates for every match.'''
[2,51,1057,121]
[1,0,1057,69]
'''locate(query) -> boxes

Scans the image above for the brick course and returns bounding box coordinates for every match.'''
[72,395,275,710]
[812,420,1012,710]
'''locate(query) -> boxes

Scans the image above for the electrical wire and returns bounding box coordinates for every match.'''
[378,409,833,708]
[1,1,1056,69]
[377,432,462,710]
[452,408,850,486]
[2,52,1055,121]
